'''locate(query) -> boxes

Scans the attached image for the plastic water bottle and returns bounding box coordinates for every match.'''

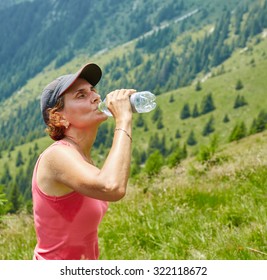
[98,91,157,117]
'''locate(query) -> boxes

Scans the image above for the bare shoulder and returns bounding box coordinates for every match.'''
[40,143,82,166]
[36,144,84,196]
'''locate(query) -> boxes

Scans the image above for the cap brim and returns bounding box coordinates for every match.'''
[58,63,102,97]
[78,63,102,87]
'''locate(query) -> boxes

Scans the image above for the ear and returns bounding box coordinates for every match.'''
[59,115,70,129]
[50,111,69,128]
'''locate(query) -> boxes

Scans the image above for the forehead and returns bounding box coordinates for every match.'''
[64,78,92,94]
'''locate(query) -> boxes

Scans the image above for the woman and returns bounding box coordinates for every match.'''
[32,62,135,260]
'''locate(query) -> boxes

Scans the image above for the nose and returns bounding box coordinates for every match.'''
[91,92,101,104]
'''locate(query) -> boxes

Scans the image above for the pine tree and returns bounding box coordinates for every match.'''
[15,150,24,167]
[159,135,167,156]
[175,129,181,139]
[192,103,200,118]
[140,150,147,164]
[144,123,149,132]
[195,80,202,91]
[1,163,12,185]
[249,110,267,134]
[187,130,197,146]
[249,119,258,135]
[148,133,161,155]
[233,95,248,108]
[200,93,216,115]
[235,79,244,90]
[135,114,145,127]
[34,143,39,152]
[168,142,187,168]
[152,106,162,123]
[9,183,21,214]
[169,94,175,103]
[180,103,191,119]
[156,117,164,129]
[229,121,247,142]
[95,122,109,148]
[223,114,230,123]
[202,116,215,136]
[197,135,218,163]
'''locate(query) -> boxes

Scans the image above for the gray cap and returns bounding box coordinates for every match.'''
[41,63,102,124]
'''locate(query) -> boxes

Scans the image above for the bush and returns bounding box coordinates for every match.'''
[144,150,164,176]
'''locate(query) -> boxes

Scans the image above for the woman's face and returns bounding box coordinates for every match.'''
[60,78,108,129]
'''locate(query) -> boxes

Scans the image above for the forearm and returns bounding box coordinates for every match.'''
[100,119,132,199]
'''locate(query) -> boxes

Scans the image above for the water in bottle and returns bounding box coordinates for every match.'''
[98,91,157,117]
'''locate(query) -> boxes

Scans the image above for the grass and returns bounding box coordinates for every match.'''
[0,1,267,261]
[99,157,267,260]
[1,131,266,260]
[0,212,36,260]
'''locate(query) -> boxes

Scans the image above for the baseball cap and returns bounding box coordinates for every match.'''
[41,63,102,124]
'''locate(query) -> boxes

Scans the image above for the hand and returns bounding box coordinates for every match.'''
[106,89,136,122]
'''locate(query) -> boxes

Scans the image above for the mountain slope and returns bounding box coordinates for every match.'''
[1,0,257,103]
[1,0,267,207]
[0,33,267,204]
[1,0,266,152]
[0,0,206,102]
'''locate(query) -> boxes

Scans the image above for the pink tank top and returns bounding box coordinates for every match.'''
[32,141,108,260]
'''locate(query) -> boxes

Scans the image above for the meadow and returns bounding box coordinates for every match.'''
[1,0,267,262]
[0,131,266,260]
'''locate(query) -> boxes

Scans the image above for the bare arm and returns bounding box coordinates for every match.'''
[100,119,132,199]
[98,89,135,199]
[38,89,135,201]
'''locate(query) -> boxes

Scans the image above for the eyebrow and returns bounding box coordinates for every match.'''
[73,88,86,94]
[73,86,96,94]
[71,88,90,96]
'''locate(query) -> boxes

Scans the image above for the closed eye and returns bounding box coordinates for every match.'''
[77,93,87,98]
[74,86,97,98]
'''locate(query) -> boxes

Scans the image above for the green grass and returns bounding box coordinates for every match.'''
[0,213,36,260]
[99,152,267,260]
[0,7,267,260]
[1,131,266,260]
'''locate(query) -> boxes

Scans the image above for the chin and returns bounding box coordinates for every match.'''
[102,115,109,121]
[97,113,109,123]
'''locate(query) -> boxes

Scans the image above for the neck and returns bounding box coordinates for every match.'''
[63,126,99,161]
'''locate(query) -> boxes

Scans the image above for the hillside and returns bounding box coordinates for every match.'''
[0,0,226,102]
[1,129,267,259]
[1,0,267,149]
[0,0,267,210]
[0,33,267,205]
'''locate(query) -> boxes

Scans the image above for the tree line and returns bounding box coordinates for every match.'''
[1,0,267,215]
[1,0,266,150]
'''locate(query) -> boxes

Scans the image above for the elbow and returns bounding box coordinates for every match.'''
[111,189,126,201]
[103,182,127,201]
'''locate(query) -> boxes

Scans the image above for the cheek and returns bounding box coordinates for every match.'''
[64,103,89,117]
[63,103,96,125]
